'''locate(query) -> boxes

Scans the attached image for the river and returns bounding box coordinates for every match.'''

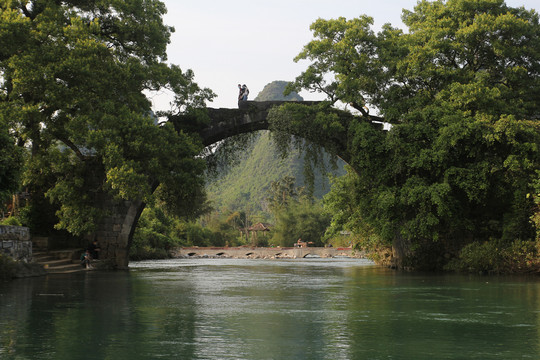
[0,258,538,359]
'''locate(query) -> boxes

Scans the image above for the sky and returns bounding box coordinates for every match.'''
[154,0,538,111]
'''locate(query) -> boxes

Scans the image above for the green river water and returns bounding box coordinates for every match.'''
[0,258,538,359]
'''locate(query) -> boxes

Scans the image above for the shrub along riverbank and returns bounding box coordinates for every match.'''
[445,240,539,275]
[0,254,47,281]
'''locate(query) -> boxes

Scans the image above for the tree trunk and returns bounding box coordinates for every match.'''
[392,233,410,270]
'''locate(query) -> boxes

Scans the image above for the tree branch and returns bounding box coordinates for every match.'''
[350,102,369,116]
[54,134,88,161]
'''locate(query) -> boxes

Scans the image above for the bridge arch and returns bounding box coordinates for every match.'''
[174,101,379,164]
[198,101,319,146]
[91,101,379,268]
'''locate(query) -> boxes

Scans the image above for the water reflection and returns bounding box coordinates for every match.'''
[0,259,538,359]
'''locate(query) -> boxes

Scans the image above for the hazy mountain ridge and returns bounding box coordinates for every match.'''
[205,81,344,215]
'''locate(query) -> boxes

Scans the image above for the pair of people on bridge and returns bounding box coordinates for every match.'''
[238,84,249,101]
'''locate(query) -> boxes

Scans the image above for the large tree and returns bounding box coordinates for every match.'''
[275,0,540,269]
[0,1,213,235]
[0,117,21,207]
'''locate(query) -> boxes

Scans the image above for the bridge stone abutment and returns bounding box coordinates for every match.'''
[92,199,144,269]
[86,191,145,269]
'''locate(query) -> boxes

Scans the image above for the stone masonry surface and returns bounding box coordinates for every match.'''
[0,225,32,261]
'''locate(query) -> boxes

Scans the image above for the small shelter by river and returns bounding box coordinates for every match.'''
[247,223,272,245]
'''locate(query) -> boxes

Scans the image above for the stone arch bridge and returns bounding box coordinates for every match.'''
[197,101,326,146]
[90,101,381,268]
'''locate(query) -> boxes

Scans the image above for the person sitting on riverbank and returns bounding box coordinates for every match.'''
[88,240,101,260]
[80,250,92,269]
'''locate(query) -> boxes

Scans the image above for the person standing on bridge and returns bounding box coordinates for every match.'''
[238,84,244,101]
[238,84,249,101]
[241,84,249,101]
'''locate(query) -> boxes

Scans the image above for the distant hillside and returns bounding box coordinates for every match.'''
[254,80,303,102]
[205,81,344,217]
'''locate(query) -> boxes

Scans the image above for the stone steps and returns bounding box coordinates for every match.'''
[33,249,86,274]
[38,258,72,267]
[46,262,87,274]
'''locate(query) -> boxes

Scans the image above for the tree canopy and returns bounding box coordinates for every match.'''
[277,0,540,269]
[0,0,214,234]
[0,117,21,205]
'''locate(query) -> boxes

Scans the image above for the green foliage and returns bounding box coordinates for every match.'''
[0,254,16,281]
[131,204,223,260]
[0,120,22,205]
[267,177,330,247]
[268,176,330,246]
[0,1,214,235]
[20,146,70,234]
[445,239,540,274]
[131,206,185,260]
[131,203,233,260]
[270,198,331,247]
[0,216,21,226]
[281,0,540,270]
[206,131,343,217]
[129,244,169,261]
[322,166,383,249]
[531,171,540,242]
[206,81,345,220]
[201,211,248,247]
[267,176,303,214]
[201,78,303,180]
[268,102,351,162]
[182,221,226,247]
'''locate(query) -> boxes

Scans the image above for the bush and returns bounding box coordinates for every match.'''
[0,216,22,226]
[445,239,539,274]
[0,254,17,281]
[270,200,330,247]
[130,227,178,261]
[445,241,500,273]
[501,240,540,273]
[129,245,169,261]
[183,222,214,247]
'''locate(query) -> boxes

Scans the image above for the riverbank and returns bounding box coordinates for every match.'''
[0,254,47,280]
